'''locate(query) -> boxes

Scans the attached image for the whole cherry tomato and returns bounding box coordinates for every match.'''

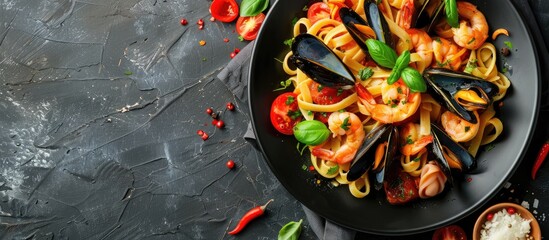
[209,0,239,23]
[309,82,352,105]
[236,13,265,41]
[270,92,302,135]
[432,225,467,240]
[307,2,331,25]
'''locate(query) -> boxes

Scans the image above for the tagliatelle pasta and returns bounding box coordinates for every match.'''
[270,0,511,202]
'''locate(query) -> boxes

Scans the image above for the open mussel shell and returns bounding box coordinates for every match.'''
[347,125,392,182]
[340,8,371,53]
[374,125,399,191]
[414,0,445,32]
[364,1,395,49]
[290,33,355,89]
[424,68,499,124]
[431,123,477,186]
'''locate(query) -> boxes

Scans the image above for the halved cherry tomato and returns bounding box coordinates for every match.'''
[210,0,239,23]
[384,171,419,205]
[432,225,467,240]
[236,13,265,41]
[309,82,352,105]
[270,92,302,135]
[307,2,331,25]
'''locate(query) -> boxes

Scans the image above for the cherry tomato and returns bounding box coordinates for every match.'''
[216,120,225,129]
[270,92,302,135]
[384,171,419,205]
[432,225,467,240]
[209,0,239,23]
[307,2,331,25]
[236,13,265,41]
[309,82,352,105]
[314,112,331,124]
[201,132,209,141]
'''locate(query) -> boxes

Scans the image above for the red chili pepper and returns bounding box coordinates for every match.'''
[228,199,274,235]
[531,140,549,180]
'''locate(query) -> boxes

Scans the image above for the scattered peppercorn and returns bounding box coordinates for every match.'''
[197,19,204,25]
[198,25,204,30]
[206,108,213,115]
[201,132,209,140]
[210,16,215,22]
[226,160,235,169]
[506,207,516,214]
[230,52,237,59]
[487,213,494,221]
[499,101,504,108]
[211,111,219,119]
[308,166,315,172]
[223,38,230,43]
[180,18,188,26]
[212,119,219,126]
[199,40,206,46]
[501,47,510,56]
[197,130,204,136]
[226,102,235,111]
[234,48,240,54]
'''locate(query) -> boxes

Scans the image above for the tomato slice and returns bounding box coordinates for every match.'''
[432,225,467,240]
[309,82,352,105]
[236,13,265,41]
[384,171,419,205]
[210,0,239,23]
[270,92,302,135]
[307,2,331,24]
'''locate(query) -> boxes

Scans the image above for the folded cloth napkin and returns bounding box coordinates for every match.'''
[217,0,549,239]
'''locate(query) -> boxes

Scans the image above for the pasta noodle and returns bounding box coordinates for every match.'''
[274,0,511,201]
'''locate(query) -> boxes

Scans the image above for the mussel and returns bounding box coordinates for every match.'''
[339,2,395,55]
[413,0,445,32]
[347,125,399,190]
[289,34,355,89]
[430,123,477,187]
[424,68,499,124]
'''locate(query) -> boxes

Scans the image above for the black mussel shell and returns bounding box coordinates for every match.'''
[424,68,499,124]
[290,33,355,89]
[415,0,445,32]
[340,8,371,53]
[347,125,392,182]
[431,123,477,186]
[364,1,395,49]
[374,125,399,191]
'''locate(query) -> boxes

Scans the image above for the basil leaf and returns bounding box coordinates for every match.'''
[444,0,459,28]
[358,67,374,80]
[327,165,339,175]
[401,67,427,93]
[278,219,303,240]
[240,0,269,17]
[293,120,330,146]
[387,50,410,84]
[365,39,398,69]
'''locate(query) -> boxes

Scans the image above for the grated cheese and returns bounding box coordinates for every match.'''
[480,209,532,240]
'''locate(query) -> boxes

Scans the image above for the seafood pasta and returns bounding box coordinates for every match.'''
[269,0,511,204]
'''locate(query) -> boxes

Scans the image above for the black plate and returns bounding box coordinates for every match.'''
[248,0,540,235]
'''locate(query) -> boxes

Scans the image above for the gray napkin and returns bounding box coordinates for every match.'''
[217,42,357,240]
[216,1,548,239]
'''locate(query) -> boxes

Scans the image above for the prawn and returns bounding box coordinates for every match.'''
[407,28,433,73]
[452,1,489,50]
[400,122,434,156]
[311,112,365,164]
[396,0,414,30]
[432,37,466,71]
[440,111,480,142]
[356,81,421,124]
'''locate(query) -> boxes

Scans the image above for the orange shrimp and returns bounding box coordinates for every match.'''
[452,1,489,50]
[400,122,434,156]
[440,111,479,142]
[432,37,466,71]
[397,0,414,29]
[311,112,365,164]
[407,28,433,73]
[356,81,421,124]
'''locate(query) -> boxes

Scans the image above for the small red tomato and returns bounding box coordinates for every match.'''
[216,120,225,128]
[226,160,235,169]
[212,119,219,125]
[307,2,331,25]
[308,166,315,172]
[269,92,302,135]
[197,130,204,136]
[230,52,237,59]
[206,108,213,115]
[180,18,188,25]
[507,207,516,214]
[226,102,235,111]
[209,0,239,23]
[198,25,204,30]
[486,213,494,221]
[201,133,209,140]
[236,13,265,41]
[432,225,467,240]
[223,38,229,42]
